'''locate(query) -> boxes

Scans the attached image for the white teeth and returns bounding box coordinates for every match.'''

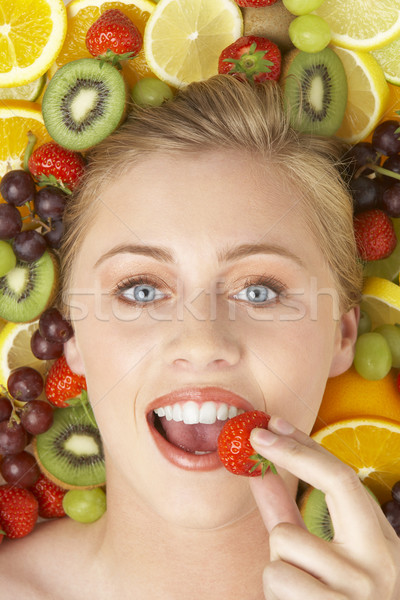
[182,401,199,424]
[153,401,245,425]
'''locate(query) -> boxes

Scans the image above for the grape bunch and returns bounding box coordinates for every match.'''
[348,118,400,218]
[0,140,86,279]
[381,481,400,537]
[0,366,53,487]
[31,306,74,361]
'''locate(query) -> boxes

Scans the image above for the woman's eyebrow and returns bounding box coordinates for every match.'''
[93,242,305,269]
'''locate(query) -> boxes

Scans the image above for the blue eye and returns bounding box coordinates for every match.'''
[116,276,166,305]
[234,284,278,304]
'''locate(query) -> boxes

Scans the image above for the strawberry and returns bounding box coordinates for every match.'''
[235,0,279,5]
[0,485,38,539]
[218,410,277,477]
[353,209,397,261]
[28,142,86,192]
[45,355,87,408]
[218,36,281,83]
[29,474,67,519]
[85,9,142,66]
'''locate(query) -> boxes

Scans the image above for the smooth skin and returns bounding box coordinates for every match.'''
[0,149,398,598]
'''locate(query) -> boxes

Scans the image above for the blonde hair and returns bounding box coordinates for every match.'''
[58,74,363,319]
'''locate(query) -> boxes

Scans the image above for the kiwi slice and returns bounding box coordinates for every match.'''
[0,250,57,323]
[34,403,106,489]
[42,58,127,151]
[283,47,348,136]
[298,483,380,541]
[298,486,334,541]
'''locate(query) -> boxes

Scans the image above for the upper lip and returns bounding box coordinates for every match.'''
[146,386,255,414]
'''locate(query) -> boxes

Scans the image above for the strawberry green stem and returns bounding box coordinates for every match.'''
[249,453,278,477]
[223,42,274,83]
[23,131,37,172]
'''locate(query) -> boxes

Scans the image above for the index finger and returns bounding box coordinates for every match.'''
[249,415,384,546]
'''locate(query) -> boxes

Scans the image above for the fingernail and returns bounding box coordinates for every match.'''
[272,416,295,435]
[251,428,278,447]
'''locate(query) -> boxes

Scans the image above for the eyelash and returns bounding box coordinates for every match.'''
[114,274,287,308]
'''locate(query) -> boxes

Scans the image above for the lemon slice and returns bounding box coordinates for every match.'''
[0,321,53,398]
[333,47,389,144]
[51,0,156,88]
[312,417,400,503]
[363,218,400,282]
[372,36,400,87]
[0,0,67,87]
[0,74,47,102]
[144,0,243,88]
[360,276,400,329]
[313,0,400,52]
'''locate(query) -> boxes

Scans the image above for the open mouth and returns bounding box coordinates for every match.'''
[147,401,245,466]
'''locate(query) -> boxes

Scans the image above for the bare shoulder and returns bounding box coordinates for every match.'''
[0,517,104,599]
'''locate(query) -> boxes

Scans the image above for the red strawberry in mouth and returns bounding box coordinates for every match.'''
[147,387,254,470]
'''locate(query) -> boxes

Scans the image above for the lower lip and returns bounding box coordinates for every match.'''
[147,412,223,472]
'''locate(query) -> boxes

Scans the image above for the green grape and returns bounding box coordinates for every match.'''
[353,332,392,381]
[63,488,106,523]
[357,310,372,336]
[131,77,174,107]
[289,14,331,53]
[0,240,17,277]
[283,0,324,15]
[374,324,400,369]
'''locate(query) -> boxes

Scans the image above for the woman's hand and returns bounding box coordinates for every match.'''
[249,415,400,600]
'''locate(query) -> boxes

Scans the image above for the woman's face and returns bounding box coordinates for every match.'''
[65,149,357,530]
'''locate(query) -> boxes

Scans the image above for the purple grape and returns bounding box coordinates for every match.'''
[34,187,68,220]
[350,176,380,213]
[43,219,64,249]
[13,229,47,262]
[0,204,22,240]
[39,307,73,343]
[7,366,44,402]
[381,183,400,218]
[381,500,400,536]
[20,400,53,435]
[0,396,12,422]
[0,170,36,206]
[372,120,400,156]
[347,142,380,176]
[392,481,400,504]
[0,420,28,454]
[0,450,40,487]
[30,328,64,360]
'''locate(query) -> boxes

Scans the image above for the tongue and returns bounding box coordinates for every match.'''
[160,417,226,453]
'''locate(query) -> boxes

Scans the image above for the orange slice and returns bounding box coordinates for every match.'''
[0,101,52,217]
[51,0,156,88]
[313,366,400,434]
[312,417,400,503]
[0,0,67,87]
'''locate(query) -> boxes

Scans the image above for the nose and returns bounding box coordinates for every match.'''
[162,287,242,371]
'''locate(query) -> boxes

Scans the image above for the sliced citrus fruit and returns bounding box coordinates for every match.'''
[51,0,156,88]
[314,0,400,52]
[312,417,400,503]
[360,276,400,329]
[372,36,400,87]
[144,0,243,88]
[0,0,67,87]
[363,217,400,282]
[0,101,51,179]
[312,366,400,434]
[333,47,389,144]
[0,321,53,401]
[0,74,47,102]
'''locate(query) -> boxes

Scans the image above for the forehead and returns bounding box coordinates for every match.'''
[77,149,328,276]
